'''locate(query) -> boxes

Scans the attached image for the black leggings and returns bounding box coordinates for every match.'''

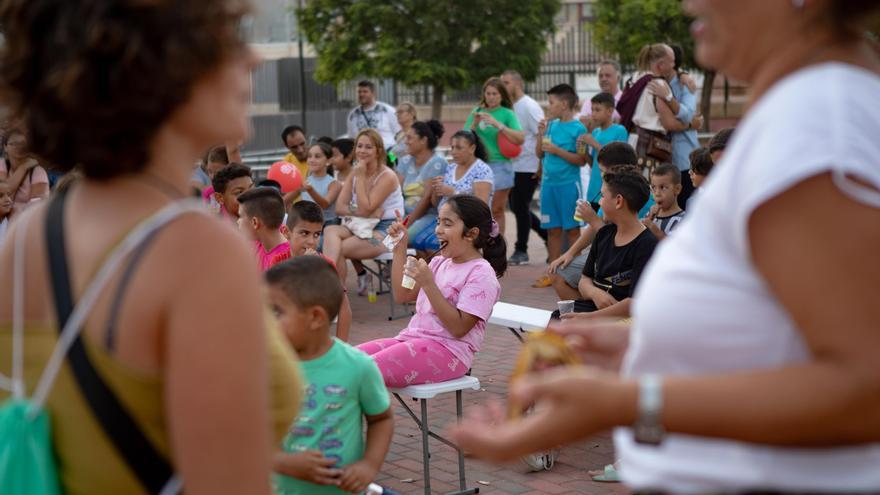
[509,172,547,253]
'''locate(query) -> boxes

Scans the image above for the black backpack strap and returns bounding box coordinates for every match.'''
[45,189,174,494]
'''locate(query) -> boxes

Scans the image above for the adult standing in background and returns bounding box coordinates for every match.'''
[281,125,309,179]
[650,45,700,209]
[280,125,310,204]
[391,101,417,161]
[619,44,676,178]
[502,70,547,266]
[454,1,880,493]
[578,60,622,130]
[464,77,524,238]
[347,80,400,151]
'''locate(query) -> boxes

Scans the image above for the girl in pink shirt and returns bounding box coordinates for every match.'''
[357,194,505,387]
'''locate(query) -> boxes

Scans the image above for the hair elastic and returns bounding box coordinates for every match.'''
[489,219,500,238]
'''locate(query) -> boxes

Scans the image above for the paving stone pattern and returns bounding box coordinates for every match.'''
[343,212,629,495]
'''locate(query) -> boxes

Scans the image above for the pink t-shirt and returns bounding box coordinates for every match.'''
[255,240,291,271]
[399,256,501,369]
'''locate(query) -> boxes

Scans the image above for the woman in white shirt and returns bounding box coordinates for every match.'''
[453,1,880,492]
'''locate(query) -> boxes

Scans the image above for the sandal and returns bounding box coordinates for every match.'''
[532,274,553,288]
[591,464,620,483]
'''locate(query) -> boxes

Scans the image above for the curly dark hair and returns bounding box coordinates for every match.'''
[0,0,250,179]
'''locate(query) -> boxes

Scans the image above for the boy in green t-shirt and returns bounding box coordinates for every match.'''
[268,257,393,495]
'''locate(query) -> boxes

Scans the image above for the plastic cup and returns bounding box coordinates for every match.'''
[382,232,403,251]
[557,300,575,315]
[572,199,586,222]
[401,256,417,290]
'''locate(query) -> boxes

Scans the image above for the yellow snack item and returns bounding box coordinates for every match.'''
[508,331,580,419]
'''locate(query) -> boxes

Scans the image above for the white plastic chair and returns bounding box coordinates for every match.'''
[389,375,481,495]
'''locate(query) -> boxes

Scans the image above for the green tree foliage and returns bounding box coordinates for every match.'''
[591,0,694,68]
[297,0,561,118]
[591,0,716,130]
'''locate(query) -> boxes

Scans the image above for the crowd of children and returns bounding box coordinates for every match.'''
[0,97,733,492]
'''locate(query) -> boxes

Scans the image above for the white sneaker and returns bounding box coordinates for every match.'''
[521,449,558,472]
[357,272,370,296]
[521,452,546,472]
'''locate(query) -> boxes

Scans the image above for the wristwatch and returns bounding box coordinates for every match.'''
[633,374,665,446]
[664,93,673,103]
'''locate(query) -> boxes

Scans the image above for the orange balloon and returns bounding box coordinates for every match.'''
[267,161,303,193]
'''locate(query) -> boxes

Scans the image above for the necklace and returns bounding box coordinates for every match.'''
[138,173,187,200]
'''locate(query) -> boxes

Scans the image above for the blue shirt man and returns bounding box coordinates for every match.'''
[668,75,699,172]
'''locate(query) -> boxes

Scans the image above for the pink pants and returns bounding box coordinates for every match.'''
[356,337,466,388]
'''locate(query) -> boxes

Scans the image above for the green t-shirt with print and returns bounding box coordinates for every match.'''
[274,339,390,495]
[464,106,523,163]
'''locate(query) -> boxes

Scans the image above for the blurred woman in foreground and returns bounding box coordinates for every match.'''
[453,1,880,492]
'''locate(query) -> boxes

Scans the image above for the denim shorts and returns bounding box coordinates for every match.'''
[368,218,395,246]
[410,217,440,251]
[488,161,515,190]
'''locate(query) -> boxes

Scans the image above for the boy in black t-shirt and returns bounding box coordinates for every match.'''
[552,167,657,319]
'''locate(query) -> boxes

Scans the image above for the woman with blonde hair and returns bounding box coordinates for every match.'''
[323,128,405,285]
[454,0,880,492]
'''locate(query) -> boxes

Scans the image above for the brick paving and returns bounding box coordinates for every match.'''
[343,212,628,495]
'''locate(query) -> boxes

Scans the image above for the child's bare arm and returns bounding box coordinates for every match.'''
[643,217,666,240]
[338,408,394,493]
[591,298,632,318]
[335,294,352,342]
[303,182,331,209]
[273,450,341,486]
[407,258,480,338]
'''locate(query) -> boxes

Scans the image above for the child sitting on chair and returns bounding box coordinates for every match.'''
[269,257,393,495]
[553,167,658,320]
[357,194,504,387]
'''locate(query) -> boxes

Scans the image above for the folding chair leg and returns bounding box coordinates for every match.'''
[508,326,525,343]
[392,389,479,495]
[420,399,431,495]
[376,261,389,294]
[456,389,466,491]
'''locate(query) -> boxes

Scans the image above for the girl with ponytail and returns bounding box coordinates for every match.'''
[357,194,504,387]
